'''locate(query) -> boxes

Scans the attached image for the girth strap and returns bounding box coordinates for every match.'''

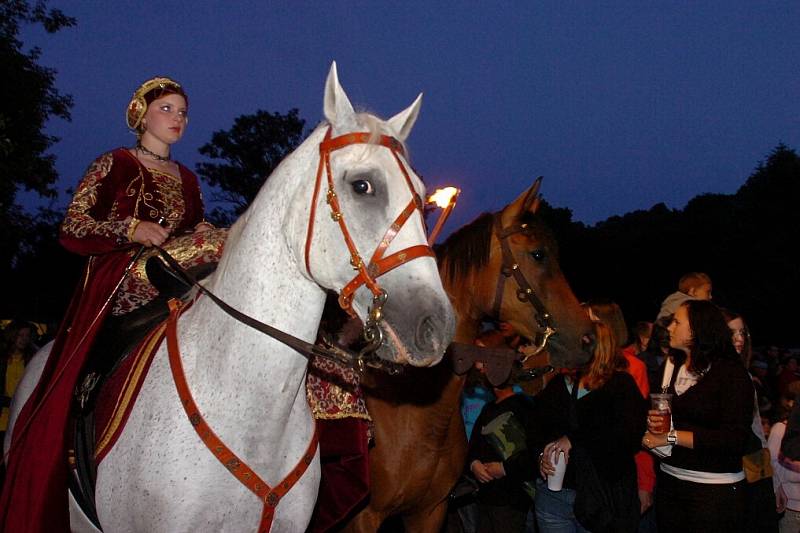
[165,299,319,533]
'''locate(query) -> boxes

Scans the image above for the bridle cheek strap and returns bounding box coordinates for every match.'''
[304,127,434,315]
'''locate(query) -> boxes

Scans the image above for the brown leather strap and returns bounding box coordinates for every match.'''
[166,300,319,533]
[304,126,433,314]
[490,215,553,331]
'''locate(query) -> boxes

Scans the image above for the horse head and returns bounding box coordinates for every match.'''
[294,63,455,367]
[438,179,592,368]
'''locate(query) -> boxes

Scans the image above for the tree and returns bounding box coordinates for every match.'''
[0,0,75,274]
[196,108,306,225]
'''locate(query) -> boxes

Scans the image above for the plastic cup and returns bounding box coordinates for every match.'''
[546,450,567,491]
[650,393,673,434]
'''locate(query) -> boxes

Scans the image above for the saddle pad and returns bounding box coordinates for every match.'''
[93,321,167,464]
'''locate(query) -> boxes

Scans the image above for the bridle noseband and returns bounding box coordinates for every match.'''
[304,126,435,351]
[490,214,556,359]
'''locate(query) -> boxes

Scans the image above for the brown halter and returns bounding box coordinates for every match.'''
[490,214,556,359]
[304,127,435,344]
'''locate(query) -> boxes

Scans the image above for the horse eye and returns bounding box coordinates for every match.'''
[530,249,546,262]
[352,179,373,195]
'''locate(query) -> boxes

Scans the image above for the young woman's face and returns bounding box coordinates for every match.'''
[668,305,693,353]
[141,93,188,146]
[727,317,746,355]
[14,327,32,350]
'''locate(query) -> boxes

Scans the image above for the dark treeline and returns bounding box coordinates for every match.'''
[539,143,799,347]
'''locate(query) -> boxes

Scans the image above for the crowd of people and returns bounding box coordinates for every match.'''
[458,272,799,533]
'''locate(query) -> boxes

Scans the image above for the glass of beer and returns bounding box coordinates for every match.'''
[649,393,673,434]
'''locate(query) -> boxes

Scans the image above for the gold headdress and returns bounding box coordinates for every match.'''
[126,76,183,131]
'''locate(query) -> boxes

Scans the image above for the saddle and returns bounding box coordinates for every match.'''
[68,257,215,528]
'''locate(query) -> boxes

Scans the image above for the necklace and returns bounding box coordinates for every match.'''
[136,143,171,162]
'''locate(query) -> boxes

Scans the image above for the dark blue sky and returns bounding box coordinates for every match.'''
[20,1,800,232]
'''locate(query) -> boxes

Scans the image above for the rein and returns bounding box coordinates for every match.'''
[153,247,403,375]
[490,214,556,359]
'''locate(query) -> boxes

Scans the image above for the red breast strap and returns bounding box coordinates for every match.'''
[166,299,319,533]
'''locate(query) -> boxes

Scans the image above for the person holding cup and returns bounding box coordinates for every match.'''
[534,322,646,532]
[641,300,753,532]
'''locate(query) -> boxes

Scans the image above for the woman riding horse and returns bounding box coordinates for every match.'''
[0,77,225,532]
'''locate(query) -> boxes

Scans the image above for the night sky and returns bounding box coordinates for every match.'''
[19,1,800,234]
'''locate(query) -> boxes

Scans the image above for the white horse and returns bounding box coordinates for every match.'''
[6,62,455,532]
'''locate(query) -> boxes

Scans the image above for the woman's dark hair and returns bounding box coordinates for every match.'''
[682,300,739,373]
[646,317,671,353]
[1,320,36,364]
[720,308,753,368]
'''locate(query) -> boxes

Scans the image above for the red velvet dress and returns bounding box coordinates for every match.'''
[0,148,212,532]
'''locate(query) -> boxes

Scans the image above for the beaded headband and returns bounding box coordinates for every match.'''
[126,76,184,131]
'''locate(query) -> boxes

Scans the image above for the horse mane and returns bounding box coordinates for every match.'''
[436,212,494,283]
[436,210,557,284]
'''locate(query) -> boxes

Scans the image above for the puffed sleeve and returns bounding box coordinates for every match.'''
[60,152,133,255]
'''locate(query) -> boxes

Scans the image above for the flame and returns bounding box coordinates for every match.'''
[427,187,459,208]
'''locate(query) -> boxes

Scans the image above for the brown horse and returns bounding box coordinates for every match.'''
[343,180,593,532]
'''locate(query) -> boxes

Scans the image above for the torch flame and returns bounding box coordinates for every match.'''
[427,187,459,208]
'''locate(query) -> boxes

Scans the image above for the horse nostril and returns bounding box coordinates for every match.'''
[415,315,438,353]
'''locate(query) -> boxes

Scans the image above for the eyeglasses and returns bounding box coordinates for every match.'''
[731,328,749,339]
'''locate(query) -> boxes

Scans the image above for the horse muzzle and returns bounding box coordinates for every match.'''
[372,296,455,367]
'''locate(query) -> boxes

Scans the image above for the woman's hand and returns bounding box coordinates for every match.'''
[646,408,668,434]
[132,221,169,247]
[641,431,667,449]
[777,485,787,513]
[540,436,571,478]
[484,462,506,480]
[193,221,214,233]
[470,460,493,483]
[639,489,653,514]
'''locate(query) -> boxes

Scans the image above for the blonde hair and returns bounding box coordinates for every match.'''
[678,272,711,294]
[583,321,627,390]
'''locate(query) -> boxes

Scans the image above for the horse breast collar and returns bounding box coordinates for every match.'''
[490,214,556,357]
[165,300,318,533]
[305,127,435,342]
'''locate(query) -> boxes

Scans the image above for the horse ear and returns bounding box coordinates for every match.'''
[387,93,422,142]
[523,176,543,214]
[324,61,357,131]
[500,177,544,226]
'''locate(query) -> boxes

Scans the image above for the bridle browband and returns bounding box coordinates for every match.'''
[490,214,556,359]
[305,126,435,347]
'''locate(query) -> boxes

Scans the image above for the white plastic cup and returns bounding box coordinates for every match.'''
[546,450,567,491]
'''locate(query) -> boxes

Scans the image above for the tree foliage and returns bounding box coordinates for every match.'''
[196,108,306,225]
[0,0,74,274]
[539,144,800,346]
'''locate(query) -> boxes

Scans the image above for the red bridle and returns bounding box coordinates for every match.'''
[304,127,435,315]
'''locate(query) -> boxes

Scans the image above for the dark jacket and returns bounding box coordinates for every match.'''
[663,358,754,473]
[466,393,535,507]
[532,372,647,489]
